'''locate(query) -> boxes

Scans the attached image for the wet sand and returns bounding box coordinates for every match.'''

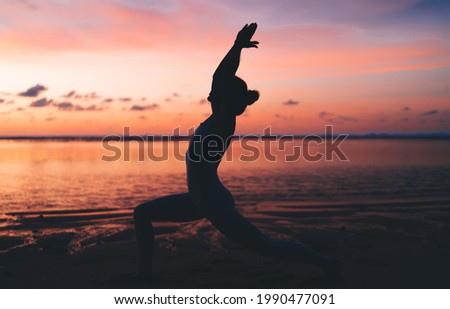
[1,199,450,288]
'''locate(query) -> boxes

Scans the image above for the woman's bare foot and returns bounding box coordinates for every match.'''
[131,272,152,282]
[133,265,154,282]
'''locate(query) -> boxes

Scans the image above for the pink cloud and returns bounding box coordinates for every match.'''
[0,1,229,53]
[251,24,450,77]
[1,0,448,77]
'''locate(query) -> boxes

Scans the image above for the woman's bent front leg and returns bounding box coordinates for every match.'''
[133,193,202,277]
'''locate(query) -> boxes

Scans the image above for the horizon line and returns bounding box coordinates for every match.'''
[0,132,449,141]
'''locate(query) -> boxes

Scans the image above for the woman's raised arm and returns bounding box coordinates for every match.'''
[212,23,259,80]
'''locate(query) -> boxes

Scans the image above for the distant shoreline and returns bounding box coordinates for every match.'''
[0,133,449,141]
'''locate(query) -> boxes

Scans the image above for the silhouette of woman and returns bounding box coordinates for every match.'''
[134,23,341,279]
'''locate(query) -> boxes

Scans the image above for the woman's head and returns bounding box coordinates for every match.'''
[209,76,259,115]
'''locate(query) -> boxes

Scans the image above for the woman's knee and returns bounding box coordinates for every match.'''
[133,204,144,222]
[133,201,155,222]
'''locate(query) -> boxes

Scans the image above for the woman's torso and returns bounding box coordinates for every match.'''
[186,114,235,214]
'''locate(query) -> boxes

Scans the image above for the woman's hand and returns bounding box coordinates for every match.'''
[235,23,259,48]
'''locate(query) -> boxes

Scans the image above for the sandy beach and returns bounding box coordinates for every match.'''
[1,198,449,288]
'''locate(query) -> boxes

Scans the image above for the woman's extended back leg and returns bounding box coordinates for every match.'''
[207,208,331,270]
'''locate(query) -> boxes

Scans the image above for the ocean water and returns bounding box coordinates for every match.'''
[1,138,450,253]
[1,138,450,214]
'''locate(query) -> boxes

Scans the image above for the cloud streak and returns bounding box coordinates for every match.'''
[275,113,295,121]
[19,84,48,97]
[130,104,160,111]
[422,110,439,116]
[54,101,103,111]
[283,99,299,106]
[319,111,358,123]
[30,97,52,107]
[119,97,132,102]
[319,111,333,119]
[55,102,77,111]
[61,91,100,100]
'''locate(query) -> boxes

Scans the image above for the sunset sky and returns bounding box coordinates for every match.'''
[0,0,449,136]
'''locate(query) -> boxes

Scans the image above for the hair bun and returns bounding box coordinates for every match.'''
[246,90,260,105]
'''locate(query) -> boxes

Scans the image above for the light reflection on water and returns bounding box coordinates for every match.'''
[1,139,450,213]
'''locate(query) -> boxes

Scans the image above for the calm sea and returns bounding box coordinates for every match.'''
[1,138,450,214]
